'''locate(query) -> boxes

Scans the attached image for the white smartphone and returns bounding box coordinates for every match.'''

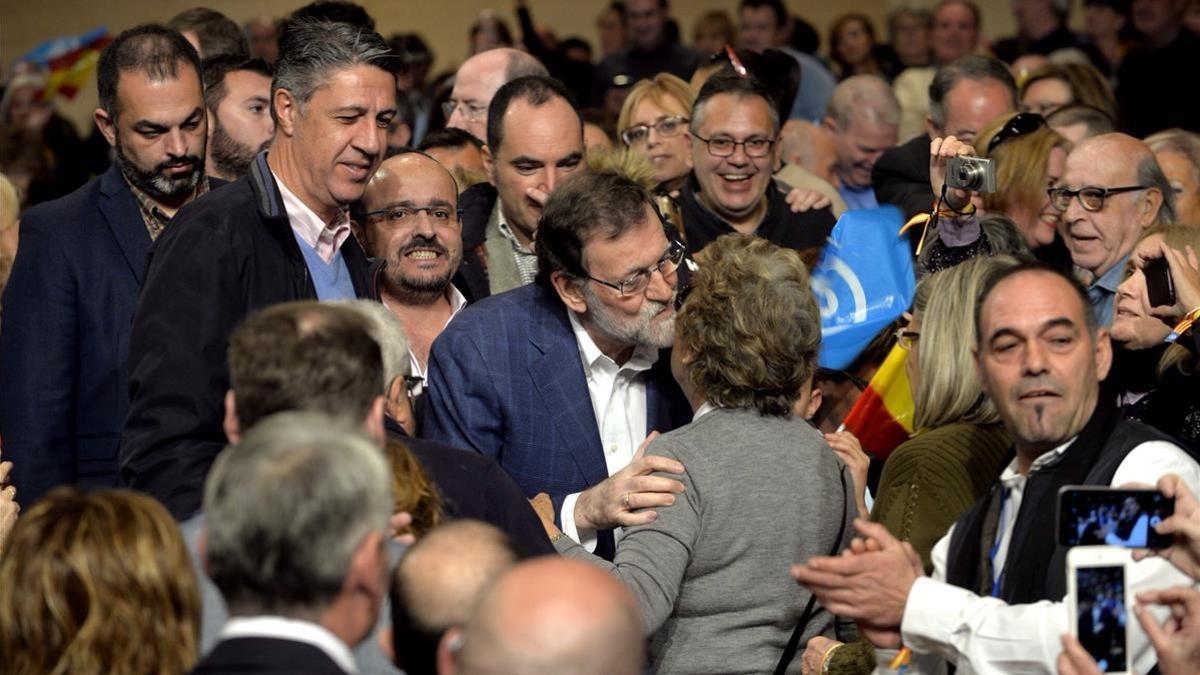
[1066,546,1132,674]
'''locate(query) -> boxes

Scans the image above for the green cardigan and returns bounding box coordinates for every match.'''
[826,422,1012,674]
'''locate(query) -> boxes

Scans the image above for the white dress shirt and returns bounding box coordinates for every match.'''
[219,615,358,674]
[883,439,1200,675]
[396,284,468,397]
[559,311,657,551]
[272,169,351,263]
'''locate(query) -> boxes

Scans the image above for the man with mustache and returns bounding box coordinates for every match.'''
[120,18,397,519]
[201,55,274,181]
[357,151,467,416]
[792,263,1200,674]
[425,169,692,561]
[0,25,213,506]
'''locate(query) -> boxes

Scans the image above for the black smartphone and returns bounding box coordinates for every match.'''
[1144,256,1176,308]
[1057,487,1174,548]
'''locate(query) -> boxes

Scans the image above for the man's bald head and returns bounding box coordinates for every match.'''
[447,48,549,142]
[364,151,458,212]
[443,557,643,675]
[390,520,517,675]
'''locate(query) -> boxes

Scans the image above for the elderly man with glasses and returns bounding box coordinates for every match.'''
[444,47,547,143]
[673,73,835,260]
[425,168,692,563]
[1049,132,1176,325]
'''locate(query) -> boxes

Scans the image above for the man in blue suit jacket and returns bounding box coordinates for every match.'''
[425,165,692,560]
[0,26,211,505]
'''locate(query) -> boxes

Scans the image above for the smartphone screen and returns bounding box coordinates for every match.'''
[1074,565,1128,673]
[1144,256,1176,308]
[1058,488,1173,548]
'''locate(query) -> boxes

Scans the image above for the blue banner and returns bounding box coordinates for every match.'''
[812,207,915,369]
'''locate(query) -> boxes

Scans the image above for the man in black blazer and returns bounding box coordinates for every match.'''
[192,412,393,675]
[120,19,398,519]
[0,25,211,506]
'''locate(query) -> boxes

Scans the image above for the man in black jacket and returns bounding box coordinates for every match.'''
[120,19,398,519]
[871,55,1016,221]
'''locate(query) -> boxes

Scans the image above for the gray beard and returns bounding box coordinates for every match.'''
[114,139,202,202]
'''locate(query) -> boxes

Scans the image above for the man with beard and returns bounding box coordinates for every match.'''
[0,25,211,506]
[120,19,395,519]
[358,151,467,416]
[425,169,692,561]
[201,55,274,181]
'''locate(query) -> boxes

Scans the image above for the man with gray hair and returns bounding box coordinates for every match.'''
[444,47,548,143]
[872,54,1017,220]
[192,411,392,675]
[121,19,397,519]
[822,75,900,211]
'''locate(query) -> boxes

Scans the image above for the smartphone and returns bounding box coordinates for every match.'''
[1144,256,1176,308]
[1057,486,1173,548]
[1067,547,1131,674]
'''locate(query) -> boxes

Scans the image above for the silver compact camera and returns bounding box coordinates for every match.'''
[945,155,997,194]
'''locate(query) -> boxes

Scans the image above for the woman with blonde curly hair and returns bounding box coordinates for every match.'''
[544,233,856,673]
[0,487,200,675]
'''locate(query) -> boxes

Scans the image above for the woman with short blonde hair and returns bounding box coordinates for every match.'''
[616,73,696,195]
[0,488,201,675]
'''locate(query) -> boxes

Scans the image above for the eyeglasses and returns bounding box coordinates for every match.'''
[986,112,1046,154]
[365,204,463,225]
[620,115,689,146]
[441,99,487,122]
[584,239,687,297]
[691,133,776,158]
[894,327,920,351]
[1046,185,1150,213]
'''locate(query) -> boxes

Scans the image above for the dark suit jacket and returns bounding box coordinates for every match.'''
[423,283,691,557]
[453,181,497,303]
[190,636,348,675]
[0,166,147,503]
[871,133,932,221]
[121,154,374,519]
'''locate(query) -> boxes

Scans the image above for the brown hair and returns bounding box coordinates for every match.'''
[1021,63,1116,122]
[676,234,821,416]
[387,438,443,538]
[977,112,1070,223]
[0,488,200,675]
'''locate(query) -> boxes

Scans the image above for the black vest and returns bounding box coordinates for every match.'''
[944,398,1177,604]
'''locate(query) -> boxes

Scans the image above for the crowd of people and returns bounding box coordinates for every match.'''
[3,0,1200,673]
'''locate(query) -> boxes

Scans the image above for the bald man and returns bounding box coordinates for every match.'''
[445,47,549,142]
[387,520,518,675]
[438,557,644,675]
[1055,133,1175,325]
[358,151,468,390]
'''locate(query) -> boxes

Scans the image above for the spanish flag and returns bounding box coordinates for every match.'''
[842,344,914,461]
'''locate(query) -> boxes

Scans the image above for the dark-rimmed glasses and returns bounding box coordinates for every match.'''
[986,112,1047,154]
[584,239,687,297]
[691,133,776,158]
[620,116,690,146]
[1046,186,1150,213]
[365,204,463,224]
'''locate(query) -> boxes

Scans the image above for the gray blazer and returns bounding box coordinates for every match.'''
[557,407,855,674]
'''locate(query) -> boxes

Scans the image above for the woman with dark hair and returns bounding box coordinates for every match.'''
[542,234,855,673]
[0,488,201,674]
[829,14,899,80]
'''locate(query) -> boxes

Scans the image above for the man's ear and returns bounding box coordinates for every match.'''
[804,383,823,420]
[205,108,216,141]
[273,88,299,137]
[924,115,941,140]
[483,143,496,185]
[223,390,241,444]
[437,627,464,675]
[1140,188,1165,227]
[550,270,588,315]
[94,108,118,147]
[1095,327,1113,382]
[365,395,387,446]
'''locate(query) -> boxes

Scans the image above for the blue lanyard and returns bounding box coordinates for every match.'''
[989,487,1011,598]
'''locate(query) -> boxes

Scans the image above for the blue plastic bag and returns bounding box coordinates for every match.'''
[812,207,916,369]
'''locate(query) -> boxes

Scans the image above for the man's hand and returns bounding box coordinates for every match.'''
[1058,635,1102,675]
[1133,474,1200,579]
[790,519,922,628]
[573,431,685,531]
[1135,587,1200,675]
[929,136,974,212]
[801,636,842,674]
[389,511,416,546]
[785,186,832,213]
